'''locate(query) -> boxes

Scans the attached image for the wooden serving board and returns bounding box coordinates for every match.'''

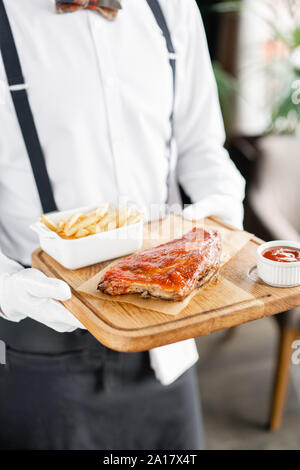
[32,217,300,352]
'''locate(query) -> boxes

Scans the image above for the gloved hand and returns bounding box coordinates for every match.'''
[183,194,244,230]
[0,253,84,333]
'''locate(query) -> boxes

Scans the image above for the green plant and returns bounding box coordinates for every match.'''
[212,61,238,133]
[205,0,300,135]
[263,1,300,134]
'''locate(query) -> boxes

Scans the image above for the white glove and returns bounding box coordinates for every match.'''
[183,194,244,230]
[0,253,84,333]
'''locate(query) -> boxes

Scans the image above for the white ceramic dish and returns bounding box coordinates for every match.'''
[257,240,300,287]
[30,205,144,270]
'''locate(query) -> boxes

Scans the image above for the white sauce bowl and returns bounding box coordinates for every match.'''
[257,240,300,287]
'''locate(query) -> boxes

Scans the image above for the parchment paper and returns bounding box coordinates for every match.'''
[77,215,253,316]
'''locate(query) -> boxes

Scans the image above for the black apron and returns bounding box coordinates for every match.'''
[0,0,204,450]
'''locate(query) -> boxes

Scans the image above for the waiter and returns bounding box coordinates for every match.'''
[0,0,244,450]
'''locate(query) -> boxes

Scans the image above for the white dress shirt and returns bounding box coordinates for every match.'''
[0,0,244,266]
[0,0,245,383]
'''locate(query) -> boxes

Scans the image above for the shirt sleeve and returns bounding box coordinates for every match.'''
[173,0,245,226]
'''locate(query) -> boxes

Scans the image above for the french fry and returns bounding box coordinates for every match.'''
[64,213,83,236]
[71,214,99,233]
[86,224,97,234]
[97,210,117,231]
[74,228,90,238]
[107,221,117,232]
[126,213,143,225]
[57,218,67,232]
[85,209,97,218]
[95,204,109,218]
[40,206,143,239]
[117,207,133,228]
[40,215,57,232]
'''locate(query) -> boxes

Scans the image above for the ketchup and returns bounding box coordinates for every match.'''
[262,246,300,263]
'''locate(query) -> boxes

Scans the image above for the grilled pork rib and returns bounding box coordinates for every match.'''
[98,227,221,301]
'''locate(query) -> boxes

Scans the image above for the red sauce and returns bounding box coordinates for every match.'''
[262,246,300,263]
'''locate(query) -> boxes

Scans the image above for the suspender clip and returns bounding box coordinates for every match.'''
[9,83,28,92]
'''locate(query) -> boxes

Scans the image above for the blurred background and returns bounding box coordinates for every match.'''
[192,0,300,449]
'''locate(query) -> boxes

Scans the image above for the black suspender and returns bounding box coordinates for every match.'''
[146,0,176,199]
[0,0,176,210]
[0,0,58,213]
[146,0,176,125]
